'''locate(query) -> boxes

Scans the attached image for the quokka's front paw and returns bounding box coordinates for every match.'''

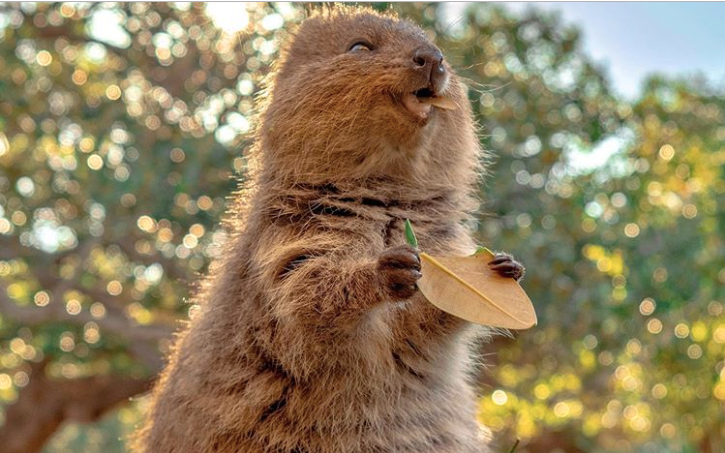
[488,253,525,281]
[377,244,422,300]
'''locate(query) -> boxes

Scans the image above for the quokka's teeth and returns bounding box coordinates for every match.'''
[419,96,456,110]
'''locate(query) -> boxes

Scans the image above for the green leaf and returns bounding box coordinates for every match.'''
[404,219,418,248]
[473,245,494,256]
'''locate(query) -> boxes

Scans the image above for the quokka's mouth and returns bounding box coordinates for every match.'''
[402,87,456,121]
[414,87,435,98]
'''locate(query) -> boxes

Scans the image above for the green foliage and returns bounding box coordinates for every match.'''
[0,3,723,453]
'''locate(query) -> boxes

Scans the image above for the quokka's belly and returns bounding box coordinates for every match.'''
[236,372,486,453]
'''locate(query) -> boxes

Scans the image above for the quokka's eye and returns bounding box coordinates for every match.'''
[348,41,373,52]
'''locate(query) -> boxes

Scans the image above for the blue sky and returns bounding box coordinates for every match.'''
[498,2,725,99]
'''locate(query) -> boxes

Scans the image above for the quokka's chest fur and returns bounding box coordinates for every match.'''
[210,188,486,451]
[261,183,472,253]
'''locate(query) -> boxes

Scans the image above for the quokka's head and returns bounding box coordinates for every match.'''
[257,6,480,187]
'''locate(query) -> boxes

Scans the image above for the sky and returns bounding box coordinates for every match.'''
[497,2,725,99]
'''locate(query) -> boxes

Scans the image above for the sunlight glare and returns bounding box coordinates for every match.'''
[206,2,249,33]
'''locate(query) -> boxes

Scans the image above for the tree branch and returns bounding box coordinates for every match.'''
[0,287,171,366]
[0,360,154,453]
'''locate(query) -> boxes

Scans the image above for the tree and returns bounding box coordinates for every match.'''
[417,6,725,452]
[0,3,722,453]
[0,3,302,451]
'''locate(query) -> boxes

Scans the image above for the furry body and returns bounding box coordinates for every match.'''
[135,7,521,453]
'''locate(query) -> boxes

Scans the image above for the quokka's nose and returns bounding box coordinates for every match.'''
[412,46,446,89]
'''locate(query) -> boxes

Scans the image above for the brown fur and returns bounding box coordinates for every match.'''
[134,7,508,453]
